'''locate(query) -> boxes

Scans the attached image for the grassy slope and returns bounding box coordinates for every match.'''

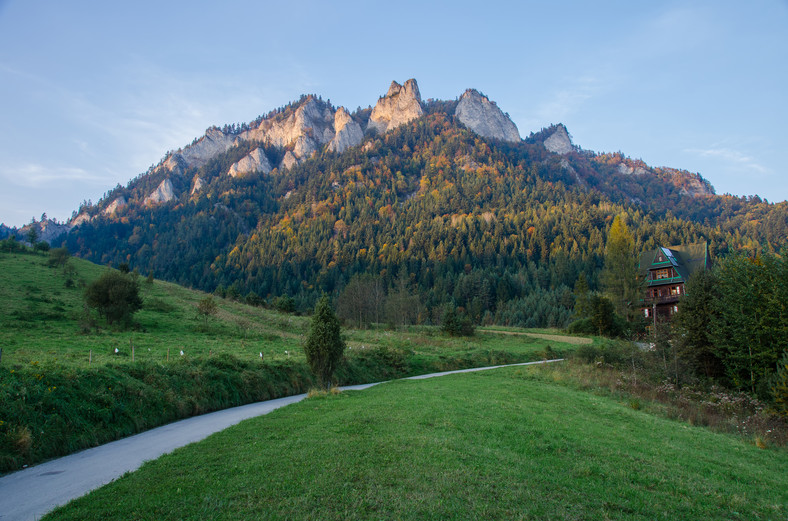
[0,251,571,472]
[0,252,562,369]
[45,367,787,521]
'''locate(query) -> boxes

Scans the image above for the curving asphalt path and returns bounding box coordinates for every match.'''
[0,359,563,521]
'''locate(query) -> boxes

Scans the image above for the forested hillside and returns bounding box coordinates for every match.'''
[56,93,787,326]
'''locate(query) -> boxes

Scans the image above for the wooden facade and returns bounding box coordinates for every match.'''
[639,242,711,322]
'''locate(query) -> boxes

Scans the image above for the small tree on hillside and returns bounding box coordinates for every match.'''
[196,295,218,326]
[84,270,142,327]
[304,295,346,389]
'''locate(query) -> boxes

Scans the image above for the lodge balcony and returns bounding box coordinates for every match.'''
[643,294,680,305]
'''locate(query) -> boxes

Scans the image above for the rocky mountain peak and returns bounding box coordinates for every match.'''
[244,96,336,170]
[543,124,574,155]
[455,89,520,143]
[368,78,424,135]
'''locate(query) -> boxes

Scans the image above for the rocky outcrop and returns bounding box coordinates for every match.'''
[544,124,574,155]
[249,97,335,148]
[191,176,204,195]
[680,180,714,197]
[455,89,520,143]
[32,219,73,243]
[328,107,364,153]
[228,148,272,178]
[618,163,648,176]
[71,212,93,227]
[178,128,238,168]
[281,151,298,171]
[163,154,185,173]
[241,97,336,170]
[368,79,423,135]
[144,179,175,205]
[102,196,127,216]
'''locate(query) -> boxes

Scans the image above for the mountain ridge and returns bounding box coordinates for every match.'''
[4,78,785,326]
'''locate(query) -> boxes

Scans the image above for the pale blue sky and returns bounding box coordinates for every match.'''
[1,1,786,227]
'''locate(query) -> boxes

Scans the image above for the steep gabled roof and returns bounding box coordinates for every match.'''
[639,242,710,282]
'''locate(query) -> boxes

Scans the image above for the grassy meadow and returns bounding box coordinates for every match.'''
[0,250,571,472]
[44,367,787,521]
[0,251,565,369]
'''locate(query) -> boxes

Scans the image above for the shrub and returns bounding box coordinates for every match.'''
[567,318,595,335]
[441,307,475,337]
[274,295,296,313]
[196,296,218,325]
[84,270,143,327]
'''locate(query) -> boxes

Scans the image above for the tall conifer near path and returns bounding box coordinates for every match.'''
[304,295,346,389]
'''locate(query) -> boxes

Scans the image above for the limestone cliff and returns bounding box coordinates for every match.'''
[543,124,574,155]
[23,219,73,243]
[368,79,423,135]
[70,212,93,227]
[455,89,520,142]
[178,128,238,168]
[191,176,204,195]
[102,196,127,216]
[328,107,363,153]
[144,179,176,205]
[281,151,298,171]
[228,148,272,178]
[241,97,336,169]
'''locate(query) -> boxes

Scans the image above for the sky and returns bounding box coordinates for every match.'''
[1,0,786,227]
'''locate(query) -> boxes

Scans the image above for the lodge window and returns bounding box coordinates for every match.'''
[644,308,651,318]
[655,268,671,280]
[670,286,681,296]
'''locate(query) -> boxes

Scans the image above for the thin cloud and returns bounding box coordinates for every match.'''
[685,146,770,174]
[532,75,610,125]
[0,163,107,188]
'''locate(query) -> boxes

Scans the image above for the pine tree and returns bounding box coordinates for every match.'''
[304,296,346,388]
[674,269,723,378]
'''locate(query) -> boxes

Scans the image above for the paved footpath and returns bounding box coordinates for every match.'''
[0,359,562,521]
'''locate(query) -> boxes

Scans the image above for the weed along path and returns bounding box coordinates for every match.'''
[0,359,563,521]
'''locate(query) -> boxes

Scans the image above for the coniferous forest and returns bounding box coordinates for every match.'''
[55,100,786,330]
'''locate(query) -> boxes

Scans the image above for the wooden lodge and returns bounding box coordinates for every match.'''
[638,242,711,322]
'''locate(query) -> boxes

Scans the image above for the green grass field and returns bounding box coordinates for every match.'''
[0,251,564,369]
[44,366,787,521]
[0,251,575,472]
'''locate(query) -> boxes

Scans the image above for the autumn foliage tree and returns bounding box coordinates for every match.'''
[601,214,640,323]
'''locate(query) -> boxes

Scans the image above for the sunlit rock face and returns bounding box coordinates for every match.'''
[455,89,520,143]
[144,179,175,205]
[368,79,424,135]
[328,107,363,153]
[543,124,573,154]
[228,148,272,178]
